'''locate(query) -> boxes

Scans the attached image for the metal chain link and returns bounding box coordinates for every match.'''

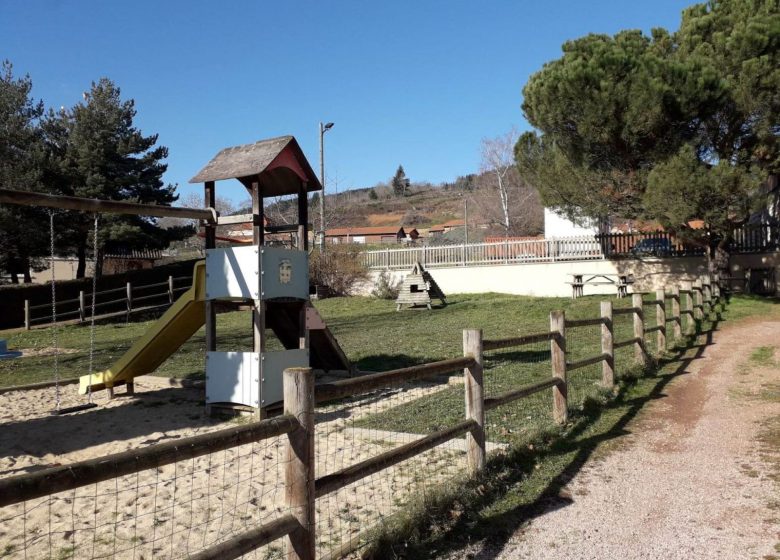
[87,214,99,403]
[49,211,60,411]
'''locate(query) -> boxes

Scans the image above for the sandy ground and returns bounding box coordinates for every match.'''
[0,375,468,559]
[474,319,780,560]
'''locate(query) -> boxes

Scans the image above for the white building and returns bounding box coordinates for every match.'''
[543,208,600,238]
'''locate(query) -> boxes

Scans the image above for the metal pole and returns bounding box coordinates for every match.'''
[464,195,468,246]
[319,122,324,250]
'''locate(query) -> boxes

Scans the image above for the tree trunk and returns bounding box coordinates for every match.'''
[22,255,32,283]
[95,247,104,278]
[76,239,86,279]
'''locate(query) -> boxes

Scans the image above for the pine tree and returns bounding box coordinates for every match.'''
[48,78,178,277]
[391,165,410,197]
[0,60,47,283]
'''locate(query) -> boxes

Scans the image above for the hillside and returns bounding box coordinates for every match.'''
[266,177,545,239]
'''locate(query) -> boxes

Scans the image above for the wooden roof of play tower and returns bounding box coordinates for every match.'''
[189,135,322,197]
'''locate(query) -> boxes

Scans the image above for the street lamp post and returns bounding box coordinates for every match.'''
[318,121,334,250]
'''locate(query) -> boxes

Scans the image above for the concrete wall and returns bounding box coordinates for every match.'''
[361,252,779,297]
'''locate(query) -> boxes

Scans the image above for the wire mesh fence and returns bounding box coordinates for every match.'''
[314,378,469,557]
[565,323,607,409]
[483,338,554,447]
[0,438,293,560]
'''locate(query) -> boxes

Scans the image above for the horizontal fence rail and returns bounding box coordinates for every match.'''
[316,356,475,403]
[482,331,556,351]
[315,418,477,498]
[0,415,297,507]
[24,273,192,330]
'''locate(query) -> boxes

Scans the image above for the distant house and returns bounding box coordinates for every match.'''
[428,219,465,237]
[324,226,412,244]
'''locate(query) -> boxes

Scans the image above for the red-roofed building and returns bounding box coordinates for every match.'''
[324,226,418,244]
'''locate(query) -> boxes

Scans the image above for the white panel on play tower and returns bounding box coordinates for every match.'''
[205,245,309,300]
[205,349,309,409]
[205,245,260,300]
[205,352,258,407]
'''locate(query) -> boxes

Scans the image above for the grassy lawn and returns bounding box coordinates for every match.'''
[361,294,780,558]
[1,291,660,389]
[0,292,773,391]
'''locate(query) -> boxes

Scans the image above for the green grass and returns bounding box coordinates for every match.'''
[750,346,778,368]
[0,292,632,388]
[362,299,780,558]
[0,292,775,390]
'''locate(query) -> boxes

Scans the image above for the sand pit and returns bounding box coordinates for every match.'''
[0,376,469,559]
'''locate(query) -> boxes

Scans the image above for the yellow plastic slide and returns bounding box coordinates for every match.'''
[79,262,206,394]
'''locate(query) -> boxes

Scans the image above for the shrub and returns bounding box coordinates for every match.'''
[309,245,368,296]
[371,270,401,299]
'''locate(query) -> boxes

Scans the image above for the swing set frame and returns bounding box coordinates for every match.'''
[0,187,219,415]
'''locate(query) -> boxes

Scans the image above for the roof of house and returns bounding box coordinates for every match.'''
[189,136,322,197]
[325,226,405,237]
[429,219,465,232]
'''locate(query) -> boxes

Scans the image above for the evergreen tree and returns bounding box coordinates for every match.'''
[517,0,779,266]
[48,78,178,277]
[0,61,47,283]
[391,165,410,196]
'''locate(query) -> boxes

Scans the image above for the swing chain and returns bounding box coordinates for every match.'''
[49,210,61,411]
[87,214,99,403]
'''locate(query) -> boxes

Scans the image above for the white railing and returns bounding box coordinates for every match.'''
[362,236,605,270]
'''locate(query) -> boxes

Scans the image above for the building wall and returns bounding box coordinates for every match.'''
[543,208,598,239]
[28,258,94,284]
[359,253,780,297]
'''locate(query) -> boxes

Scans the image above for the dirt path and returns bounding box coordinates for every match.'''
[495,319,780,560]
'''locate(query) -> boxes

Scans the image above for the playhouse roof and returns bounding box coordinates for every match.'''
[189,135,322,197]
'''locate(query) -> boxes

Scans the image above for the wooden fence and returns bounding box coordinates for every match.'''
[0,274,723,559]
[23,274,193,330]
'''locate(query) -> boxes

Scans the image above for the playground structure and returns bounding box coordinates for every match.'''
[0,135,352,415]
[395,261,447,310]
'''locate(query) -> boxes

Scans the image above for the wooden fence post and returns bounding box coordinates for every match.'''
[284,367,315,560]
[600,301,614,388]
[694,279,703,322]
[550,310,567,424]
[671,286,681,341]
[703,275,712,315]
[168,275,174,304]
[655,289,666,352]
[79,290,85,323]
[24,300,30,331]
[682,281,694,334]
[463,329,485,473]
[126,282,133,321]
[632,293,647,366]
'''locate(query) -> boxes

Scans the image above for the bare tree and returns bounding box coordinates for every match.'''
[479,128,538,236]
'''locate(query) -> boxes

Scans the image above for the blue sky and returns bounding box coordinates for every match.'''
[2,0,693,204]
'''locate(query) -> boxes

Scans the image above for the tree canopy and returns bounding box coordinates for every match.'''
[391,165,410,196]
[516,0,780,252]
[44,78,180,277]
[0,61,48,282]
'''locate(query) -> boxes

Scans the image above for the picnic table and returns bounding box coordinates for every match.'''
[567,273,634,299]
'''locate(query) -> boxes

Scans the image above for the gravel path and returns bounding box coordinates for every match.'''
[490,319,780,560]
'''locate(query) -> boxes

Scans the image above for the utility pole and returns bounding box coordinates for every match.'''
[318,121,334,250]
[464,195,468,245]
